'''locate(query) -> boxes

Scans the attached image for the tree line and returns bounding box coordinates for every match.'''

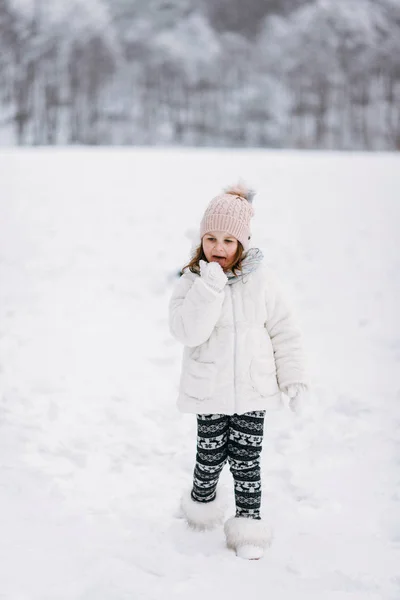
[0,0,399,149]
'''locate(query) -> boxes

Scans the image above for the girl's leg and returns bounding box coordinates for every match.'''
[191,413,229,502]
[181,413,229,530]
[227,410,266,519]
[224,411,271,558]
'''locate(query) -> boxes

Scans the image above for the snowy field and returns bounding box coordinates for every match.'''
[0,148,399,600]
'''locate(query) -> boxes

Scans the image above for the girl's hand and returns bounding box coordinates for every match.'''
[199,259,228,293]
[283,383,308,415]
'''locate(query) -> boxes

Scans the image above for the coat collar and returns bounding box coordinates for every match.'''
[225,247,264,284]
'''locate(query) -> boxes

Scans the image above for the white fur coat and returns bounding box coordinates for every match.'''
[169,263,308,415]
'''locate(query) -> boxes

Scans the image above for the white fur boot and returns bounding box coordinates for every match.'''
[224,516,273,560]
[180,488,228,531]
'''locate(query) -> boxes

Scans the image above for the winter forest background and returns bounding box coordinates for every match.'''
[1,0,400,150]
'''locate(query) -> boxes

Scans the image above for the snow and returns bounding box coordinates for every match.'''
[0,147,399,599]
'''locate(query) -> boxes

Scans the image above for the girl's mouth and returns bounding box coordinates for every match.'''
[211,256,228,269]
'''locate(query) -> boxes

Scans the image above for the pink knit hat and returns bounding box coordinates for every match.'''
[200,183,255,251]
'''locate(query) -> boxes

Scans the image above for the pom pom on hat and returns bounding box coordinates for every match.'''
[224,181,256,204]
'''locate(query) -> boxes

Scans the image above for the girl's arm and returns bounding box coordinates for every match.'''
[169,273,224,347]
[264,269,309,392]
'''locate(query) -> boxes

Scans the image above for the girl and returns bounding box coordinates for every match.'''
[168,183,309,560]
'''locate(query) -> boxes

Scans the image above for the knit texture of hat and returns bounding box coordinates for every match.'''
[200,183,255,251]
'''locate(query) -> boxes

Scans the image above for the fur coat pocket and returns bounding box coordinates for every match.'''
[249,357,278,397]
[181,359,217,400]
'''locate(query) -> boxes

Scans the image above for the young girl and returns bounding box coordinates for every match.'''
[168,183,309,560]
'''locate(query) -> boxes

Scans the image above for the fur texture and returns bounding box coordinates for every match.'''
[224,181,256,204]
[224,516,273,550]
[169,263,309,415]
[180,487,228,530]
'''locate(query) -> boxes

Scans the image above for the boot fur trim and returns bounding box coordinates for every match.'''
[224,516,273,550]
[180,488,228,530]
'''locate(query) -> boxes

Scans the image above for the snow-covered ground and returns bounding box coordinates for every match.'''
[0,148,399,600]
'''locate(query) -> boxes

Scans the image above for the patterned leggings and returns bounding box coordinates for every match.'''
[191,411,266,519]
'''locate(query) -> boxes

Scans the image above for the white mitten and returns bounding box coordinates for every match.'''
[199,259,228,293]
[283,383,308,415]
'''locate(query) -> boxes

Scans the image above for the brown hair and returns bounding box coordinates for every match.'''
[181,241,245,277]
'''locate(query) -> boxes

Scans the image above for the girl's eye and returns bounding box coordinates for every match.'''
[206,237,233,243]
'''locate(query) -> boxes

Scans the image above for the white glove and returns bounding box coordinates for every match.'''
[283,383,308,415]
[199,259,228,293]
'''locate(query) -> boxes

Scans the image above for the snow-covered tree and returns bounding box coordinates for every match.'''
[257,0,400,149]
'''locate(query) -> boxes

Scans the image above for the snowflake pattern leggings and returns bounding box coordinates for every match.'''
[191,411,266,519]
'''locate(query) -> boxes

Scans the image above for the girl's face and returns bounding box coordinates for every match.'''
[202,231,238,271]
